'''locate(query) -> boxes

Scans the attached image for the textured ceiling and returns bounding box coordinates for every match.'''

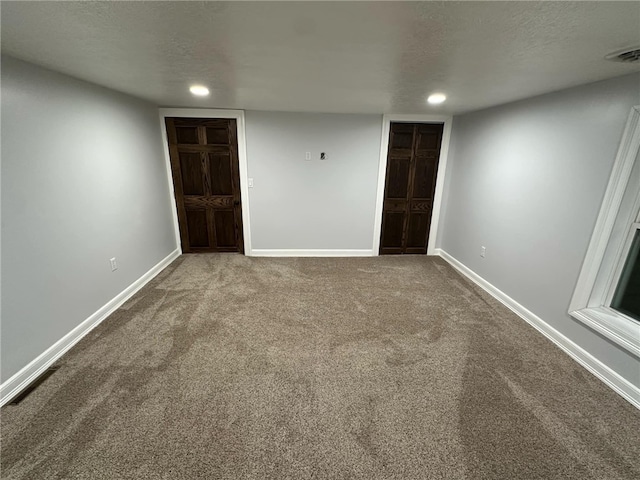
[2,1,639,114]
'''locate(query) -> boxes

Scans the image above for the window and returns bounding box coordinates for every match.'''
[569,106,640,357]
[611,224,640,321]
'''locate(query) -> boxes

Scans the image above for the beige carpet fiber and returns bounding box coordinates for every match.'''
[1,254,639,479]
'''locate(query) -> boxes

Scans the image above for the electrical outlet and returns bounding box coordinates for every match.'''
[480,246,486,258]
[248,178,254,188]
[305,152,311,161]
[110,257,118,271]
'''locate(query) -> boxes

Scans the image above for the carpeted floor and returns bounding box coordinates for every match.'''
[1,254,639,479]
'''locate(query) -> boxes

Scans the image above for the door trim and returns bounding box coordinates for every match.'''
[373,114,453,255]
[158,108,252,255]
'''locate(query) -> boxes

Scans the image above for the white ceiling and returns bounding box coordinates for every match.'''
[2,1,639,115]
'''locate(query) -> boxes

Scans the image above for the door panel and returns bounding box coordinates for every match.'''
[206,127,229,145]
[416,129,440,149]
[390,126,414,149]
[381,212,405,249]
[175,126,199,144]
[209,153,233,195]
[407,213,431,248]
[412,157,437,199]
[379,122,443,255]
[386,158,411,198]
[214,210,237,248]
[186,210,209,248]
[166,117,244,253]
[179,152,205,195]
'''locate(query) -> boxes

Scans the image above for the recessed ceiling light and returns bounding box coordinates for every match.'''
[427,93,447,105]
[189,85,210,96]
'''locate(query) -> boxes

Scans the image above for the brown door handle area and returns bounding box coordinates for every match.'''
[234,200,240,206]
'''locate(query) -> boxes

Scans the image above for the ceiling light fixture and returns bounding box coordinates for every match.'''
[427,93,447,105]
[189,85,210,96]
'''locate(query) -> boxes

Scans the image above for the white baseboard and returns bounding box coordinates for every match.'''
[251,249,374,257]
[0,248,181,407]
[435,248,640,410]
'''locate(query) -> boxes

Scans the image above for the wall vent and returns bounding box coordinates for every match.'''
[606,47,640,63]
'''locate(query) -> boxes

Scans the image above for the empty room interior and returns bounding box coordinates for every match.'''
[2,1,640,479]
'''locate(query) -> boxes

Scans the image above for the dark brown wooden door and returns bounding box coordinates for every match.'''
[380,122,443,255]
[166,117,244,253]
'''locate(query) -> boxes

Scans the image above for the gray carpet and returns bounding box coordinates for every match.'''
[1,254,639,479]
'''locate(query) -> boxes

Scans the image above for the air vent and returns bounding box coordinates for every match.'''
[606,47,640,63]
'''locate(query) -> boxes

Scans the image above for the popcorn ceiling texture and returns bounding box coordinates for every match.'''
[2,2,639,114]
[1,254,639,479]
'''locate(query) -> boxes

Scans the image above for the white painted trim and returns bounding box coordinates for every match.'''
[435,248,640,410]
[158,108,252,255]
[605,221,640,306]
[158,112,183,253]
[429,118,453,255]
[569,105,640,312]
[373,118,392,255]
[570,307,640,358]
[252,249,374,257]
[0,248,181,407]
[373,114,453,256]
[566,105,640,357]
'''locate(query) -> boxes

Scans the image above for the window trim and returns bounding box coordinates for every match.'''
[607,221,640,308]
[569,105,640,358]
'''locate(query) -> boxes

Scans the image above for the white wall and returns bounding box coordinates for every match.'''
[1,57,177,381]
[245,111,382,251]
[438,73,640,387]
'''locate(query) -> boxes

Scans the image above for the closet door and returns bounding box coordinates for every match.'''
[380,122,443,254]
[165,118,244,253]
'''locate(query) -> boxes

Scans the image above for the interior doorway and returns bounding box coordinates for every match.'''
[379,122,444,254]
[165,117,244,253]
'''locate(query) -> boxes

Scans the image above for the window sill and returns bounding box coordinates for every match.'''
[570,306,640,358]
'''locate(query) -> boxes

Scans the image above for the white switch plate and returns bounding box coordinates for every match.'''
[248,178,254,188]
[305,152,311,161]
[480,246,486,258]
[110,257,118,271]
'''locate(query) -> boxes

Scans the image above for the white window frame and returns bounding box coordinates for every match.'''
[569,105,640,358]
[607,221,640,308]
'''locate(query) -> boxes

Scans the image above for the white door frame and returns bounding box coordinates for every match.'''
[158,108,252,255]
[373,114,453,255]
